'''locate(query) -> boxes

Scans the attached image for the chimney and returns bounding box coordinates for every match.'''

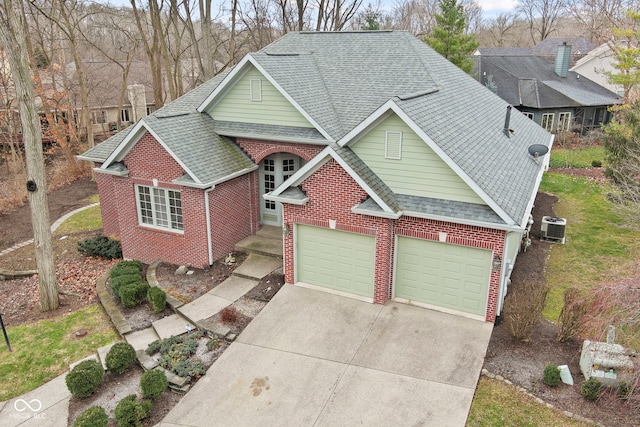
[554,42,571,78]
[127,84,147,123]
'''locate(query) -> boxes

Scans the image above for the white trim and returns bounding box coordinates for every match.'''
[392,297,486,322]
[197,55,335,142]
[518,133,555,227]
[264,193,309,205]
[541,112,554,131]
[271,145,397,214]
[172,165,259,189]
[92,167,129,177]
[351,205,401,219]
[204,186,215,266]
[385,131,402,159]
[76,155,105,163]
[101,119,202,185]
[337,100,518,226]
[135,185,185,234]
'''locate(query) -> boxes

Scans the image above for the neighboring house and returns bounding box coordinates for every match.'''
[475,44,622,135]
[73,61,156,137]
[530,37,595,65]
[570,43,624,97]
[79,31,554,323]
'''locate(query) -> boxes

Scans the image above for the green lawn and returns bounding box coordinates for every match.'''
[467,378,592,427]
[0,304,118,401]
[539,173,640,322]
[549,146,606,169]
[54,196,102,236]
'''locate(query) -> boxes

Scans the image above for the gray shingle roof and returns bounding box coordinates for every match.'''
[531,37,595,55]
[475,55,621,108]
[141,113,254,185]
[78,126,134,162]
[213,120,326,144]
[83,31,558,227]
[396,194,504,224]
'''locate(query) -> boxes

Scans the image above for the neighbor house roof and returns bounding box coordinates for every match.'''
[531,37,595,56]
[475,55,621,108]
[81,31,555,228]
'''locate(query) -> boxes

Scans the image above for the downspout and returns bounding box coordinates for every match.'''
[204,186,215,266]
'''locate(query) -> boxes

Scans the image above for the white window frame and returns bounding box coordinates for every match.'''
[385,131,403,160]
[91,110,107,125]
[250,79,262,102]
[121,108,131,122]
[557,112,572,131]
[541,113,554,131]
[523,112,534,120]
[135,185,184,233]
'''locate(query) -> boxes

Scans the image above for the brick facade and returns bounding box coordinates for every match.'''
[94,132,256,268]
[282,159,506,322]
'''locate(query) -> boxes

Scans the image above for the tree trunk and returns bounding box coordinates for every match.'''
[0,0,58,311]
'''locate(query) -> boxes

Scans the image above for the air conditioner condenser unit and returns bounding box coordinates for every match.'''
[541,216,566,244]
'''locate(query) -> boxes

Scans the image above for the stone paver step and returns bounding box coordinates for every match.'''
[125,327,160,353]
[255,225,282,239]
[178,294,232,325]
[232,253,282,281]
[152,314,194,340]
[208,275,258,302]
[234,234,283,258]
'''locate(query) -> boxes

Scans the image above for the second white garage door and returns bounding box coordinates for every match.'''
[395,236,492,317]
[296,225,375,299]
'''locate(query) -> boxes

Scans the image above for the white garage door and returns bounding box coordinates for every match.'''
[296,225,375,298]
[395,236,492,317]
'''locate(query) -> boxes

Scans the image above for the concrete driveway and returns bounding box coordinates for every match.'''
[160,285,492,427]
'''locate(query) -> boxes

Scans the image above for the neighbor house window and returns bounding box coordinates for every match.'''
[146,106,156,115]
[250,79,262,102]
[557,112,571,131]
[121,108,131,122]
[91,110,107,124]
[523,112,534,120]
[541,113,554,131]
[136,185,183,232]
[385,131,402,160]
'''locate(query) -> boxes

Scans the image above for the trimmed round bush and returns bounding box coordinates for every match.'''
[73,406,108,427]
[140,369,168,399]
[147,286,167,313]
[581,377,602,401]
[116,260,143,271]
[114,395,152,427]
[66,359,104,398]
[543,364,561,387]
[617,381,631,399]
[77,234,122,259]
[119,281,149,308]
[110,264,141,279]
[106,342,137,375]
[111,274,142,298]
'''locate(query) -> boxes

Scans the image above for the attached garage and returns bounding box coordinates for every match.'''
[394,236,492,317]
[296,225,375,299]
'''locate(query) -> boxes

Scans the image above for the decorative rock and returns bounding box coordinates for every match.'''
[155,367,187,387]
[495,375,504,381]
[136,350,159,371]
[485,372,495,379]
[563,411,574,418]
[504,379,512,385]
[225,333,237,342]
[170,384,191,394]
[212,325,231,339]
[175,265,189,275]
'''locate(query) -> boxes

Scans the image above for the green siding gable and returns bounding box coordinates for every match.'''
[351,114,485,205]
[209,67,314,129]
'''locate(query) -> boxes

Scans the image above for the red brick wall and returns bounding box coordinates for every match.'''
[282,159,506,322]
[93,132,256,268]
[237,138,324,163]
[209,174,256,260]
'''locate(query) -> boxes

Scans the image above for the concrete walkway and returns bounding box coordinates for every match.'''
[0,202,100,258]
[160,285,493,427]
[0,231,284,426]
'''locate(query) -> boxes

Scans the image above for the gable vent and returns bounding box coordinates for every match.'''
[385,131,402,159]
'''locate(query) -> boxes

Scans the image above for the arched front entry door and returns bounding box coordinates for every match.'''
[259,153,301,226]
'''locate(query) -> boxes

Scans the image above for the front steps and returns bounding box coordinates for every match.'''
[234,225,283,258]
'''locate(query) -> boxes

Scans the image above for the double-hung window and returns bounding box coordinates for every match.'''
[136,185,183,232]
[541,113,554,131]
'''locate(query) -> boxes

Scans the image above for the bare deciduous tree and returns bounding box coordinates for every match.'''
[517,0,567,44]
[0,0,58,312]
